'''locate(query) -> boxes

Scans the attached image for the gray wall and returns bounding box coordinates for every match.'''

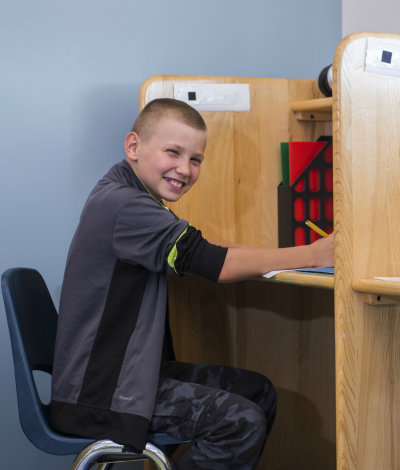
[0,1,341,468]
[343,0,400,38]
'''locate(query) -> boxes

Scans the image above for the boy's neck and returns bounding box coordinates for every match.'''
[125,158,162,202]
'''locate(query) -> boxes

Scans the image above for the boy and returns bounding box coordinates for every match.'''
[51,98,333,469]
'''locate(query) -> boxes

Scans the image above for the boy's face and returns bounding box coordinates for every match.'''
[125,117,207,202]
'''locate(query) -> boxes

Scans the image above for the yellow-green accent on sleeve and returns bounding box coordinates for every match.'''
[168,226,189,273]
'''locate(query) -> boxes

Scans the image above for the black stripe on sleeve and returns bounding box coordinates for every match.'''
[195,242,228,282]
[174,226,228,282]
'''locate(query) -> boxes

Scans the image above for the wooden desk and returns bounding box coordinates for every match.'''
[256,271,334,289]
[141,32,400,470]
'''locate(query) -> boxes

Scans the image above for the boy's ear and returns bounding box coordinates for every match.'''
[125,132,140,162]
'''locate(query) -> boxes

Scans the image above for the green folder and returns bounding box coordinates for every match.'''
[280,143,289,186]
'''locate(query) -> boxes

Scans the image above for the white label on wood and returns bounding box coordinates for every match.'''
[174,83,250,112]
[365,37,400,78]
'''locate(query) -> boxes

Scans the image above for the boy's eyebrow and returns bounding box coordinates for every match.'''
[165,144,185,151]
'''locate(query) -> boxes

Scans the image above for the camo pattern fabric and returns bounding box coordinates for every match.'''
[150,361,277,470]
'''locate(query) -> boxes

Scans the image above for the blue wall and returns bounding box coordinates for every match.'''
[0,1,341,468]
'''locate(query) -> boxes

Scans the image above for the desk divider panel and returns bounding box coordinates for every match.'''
[140,75,335,469]
[139,75,331,248]
[334,32,400,470]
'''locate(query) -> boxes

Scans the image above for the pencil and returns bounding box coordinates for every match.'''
[305,220,329,238]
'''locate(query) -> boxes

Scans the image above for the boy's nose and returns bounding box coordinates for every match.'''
[176,162,191,178]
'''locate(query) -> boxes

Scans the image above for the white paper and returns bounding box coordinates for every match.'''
[263,265,334,279]
[375,277,400,282]
[365,37,400,78]
[263,268,296,279]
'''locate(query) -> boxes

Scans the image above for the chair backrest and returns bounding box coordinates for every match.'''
[1,268,93,455]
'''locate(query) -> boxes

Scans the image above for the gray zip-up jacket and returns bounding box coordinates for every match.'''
[50,160,227,451]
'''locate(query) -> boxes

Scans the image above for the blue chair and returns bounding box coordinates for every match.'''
[1,268,188,470]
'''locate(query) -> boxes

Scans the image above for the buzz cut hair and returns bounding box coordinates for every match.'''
[131,98,207,142]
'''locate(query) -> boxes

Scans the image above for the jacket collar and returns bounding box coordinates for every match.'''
[108,159,147,192]
[108,160,169,210]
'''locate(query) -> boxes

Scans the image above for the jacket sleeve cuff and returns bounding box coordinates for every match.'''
[195,242,228,282]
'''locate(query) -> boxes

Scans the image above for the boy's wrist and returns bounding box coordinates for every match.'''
[303,244,317,267]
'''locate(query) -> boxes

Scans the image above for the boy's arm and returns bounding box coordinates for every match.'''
[113,193,333,284]
[114,194,228,282]
[207,240,253,249]
[215,234,334,283]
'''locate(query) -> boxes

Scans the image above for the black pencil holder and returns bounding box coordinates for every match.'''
[278,137,333,248]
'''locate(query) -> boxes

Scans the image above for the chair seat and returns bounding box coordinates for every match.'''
[44,431,95,455]
[44,431,187,456]
[2,267,190,463]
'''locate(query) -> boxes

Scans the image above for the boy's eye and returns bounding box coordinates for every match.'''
[167,149,179,155]
[191,158,202,165]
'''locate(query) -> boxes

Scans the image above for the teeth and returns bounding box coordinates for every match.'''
[166,178,183,188]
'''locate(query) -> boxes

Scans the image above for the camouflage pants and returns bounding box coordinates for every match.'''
[150,361,277,470]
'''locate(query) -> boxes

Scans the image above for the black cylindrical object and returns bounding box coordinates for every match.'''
[317,65,333,97]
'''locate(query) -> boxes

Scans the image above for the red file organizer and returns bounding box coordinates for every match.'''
[278,137,333,247]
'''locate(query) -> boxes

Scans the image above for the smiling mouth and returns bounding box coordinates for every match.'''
[163,177,186,189]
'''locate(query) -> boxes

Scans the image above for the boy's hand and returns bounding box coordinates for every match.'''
[308,232,334,267]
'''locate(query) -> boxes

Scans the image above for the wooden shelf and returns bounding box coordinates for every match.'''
[290,97,333,113]
[290,97,332,121]
[255,271,334,289]
[352,278,400,305]
[352,277,400,295]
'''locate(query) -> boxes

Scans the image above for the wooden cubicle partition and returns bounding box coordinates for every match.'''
[140,76,336,470]
[141,33,400,470]
[140,76,331,248]
[333,32,400,470]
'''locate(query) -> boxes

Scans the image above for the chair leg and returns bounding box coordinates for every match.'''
[143,442,177,470]
[70,440,135,470]
[70,440,176,470]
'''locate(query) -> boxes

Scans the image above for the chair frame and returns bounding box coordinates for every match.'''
[71,440,176,470]
[1,268,183,470]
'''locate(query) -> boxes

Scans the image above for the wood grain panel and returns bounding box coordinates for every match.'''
[168,276,336,470]
[168,276,238,366]
[333,32,400,470]
[139,75,332,248]
[139,75,335,469]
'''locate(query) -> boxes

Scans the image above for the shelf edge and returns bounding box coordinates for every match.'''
[290,97,333,113]
[352,278,400,296]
